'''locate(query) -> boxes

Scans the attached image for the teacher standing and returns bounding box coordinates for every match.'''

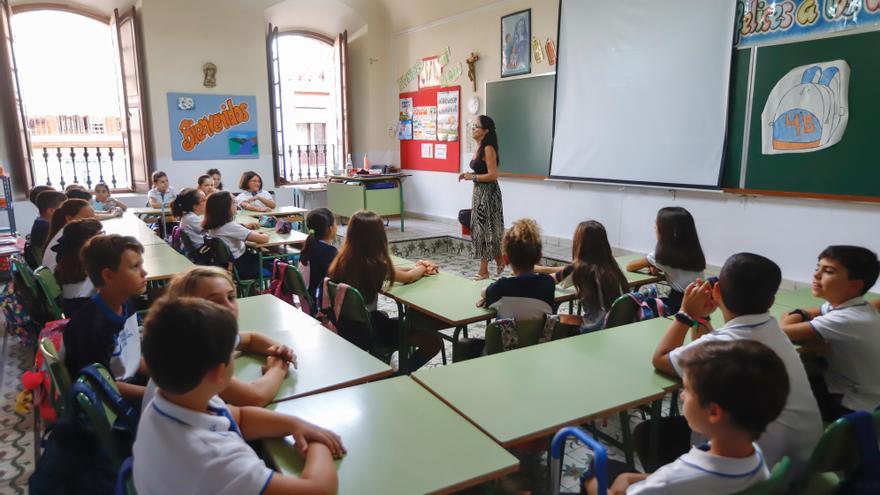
[459,115,504,280]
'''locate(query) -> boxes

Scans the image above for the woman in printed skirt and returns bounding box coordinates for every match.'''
[459,115,504,280]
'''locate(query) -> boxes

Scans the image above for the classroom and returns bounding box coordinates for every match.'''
[1,0,879,493]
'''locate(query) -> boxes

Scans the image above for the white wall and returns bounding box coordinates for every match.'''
[394,0,880,289]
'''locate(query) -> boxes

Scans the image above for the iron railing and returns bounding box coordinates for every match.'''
[30,146,131,191]
[281,143,336,183]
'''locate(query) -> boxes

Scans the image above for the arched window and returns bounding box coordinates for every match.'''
[267,26,349,184]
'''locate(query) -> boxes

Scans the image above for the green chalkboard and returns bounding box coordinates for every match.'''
[726,29,880,199]
[486,73,555,177]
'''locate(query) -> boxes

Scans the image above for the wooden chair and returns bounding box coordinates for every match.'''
[39,337,71,417]
[33,266,64,320]
[791,410,880,495]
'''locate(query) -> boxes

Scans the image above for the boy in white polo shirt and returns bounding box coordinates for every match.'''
[134,298,344,495]
[781,245,880,421]
[586,340,788,494]
[652,253,822,477]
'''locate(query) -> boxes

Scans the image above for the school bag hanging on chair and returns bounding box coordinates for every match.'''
[836,410,880,495]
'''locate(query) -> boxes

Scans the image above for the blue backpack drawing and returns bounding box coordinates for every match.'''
[769,64,847,152]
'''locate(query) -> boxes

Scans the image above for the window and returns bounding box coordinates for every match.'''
[0,4,151,194]
[267,27,349,184]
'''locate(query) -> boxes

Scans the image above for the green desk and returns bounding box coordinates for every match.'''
[327,174,409,231]
[413,321,672,448]
[239,205,307,218]
[773,287,880,309]
[141,243,194,282]
[101,213,166,245]
[615,254,665,288]
[235,295,393,401]
[265,377,519,494]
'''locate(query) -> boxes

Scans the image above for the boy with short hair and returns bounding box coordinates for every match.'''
[590,340,789,494]
[781,245,880,421]
[652,253,822,475]
[28,185,53,205]
[62,234,148,400]
[147,170,176,208]
[134,298,344,495]
[29,190,66,253]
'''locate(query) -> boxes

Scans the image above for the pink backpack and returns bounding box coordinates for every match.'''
[265,260,294,305]
[317,277,348,333]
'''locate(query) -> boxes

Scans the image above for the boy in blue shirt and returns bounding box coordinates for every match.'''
[28,190,66,260]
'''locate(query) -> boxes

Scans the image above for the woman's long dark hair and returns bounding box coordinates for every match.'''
[570,221,628,311]
[171,188,201,218]
[54,218,103,285]
[202,191,234,230]
[328,210,394,304]
[654,207,706,272]
[476,115,500,166]
[45,199,91,252]
[301,208,335,266]
[207,168,223,190]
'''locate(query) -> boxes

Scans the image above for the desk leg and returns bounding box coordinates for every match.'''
[258,250,265,291]
[396,301,410,375]
[398,178,405,232]
[648,398,662,472]
[620,410,634,470]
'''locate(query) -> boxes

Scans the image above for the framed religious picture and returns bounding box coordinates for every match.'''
[501,9,531,77]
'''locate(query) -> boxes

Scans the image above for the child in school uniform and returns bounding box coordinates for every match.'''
[203,191,269,280]
[171,188,207,250]
[52,218,103,316]
[300,208,338,305]
[627,206,705,313]
[479,218,555,320]
[236,170,275,212]
[139,266,297,408]
[42,199,96,270]
[587,340,788,495]
[328,210,442,370]
[91,182,127,212]
[536,220,628,332]
[147,170,177,208]
[28,185,53,206]
[652,253,822,477]
[28,190,66,261]
[781,245,880,421]
[62,234,148,401]
[133,297,343,495]
[207,167,223,191]
[196,174,215,196]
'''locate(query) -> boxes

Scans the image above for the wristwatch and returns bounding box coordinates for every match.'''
[471,174,478,183]
[675,312,698,328]
[789,308,811,322]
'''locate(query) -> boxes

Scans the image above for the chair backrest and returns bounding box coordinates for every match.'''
[731,456,790,495]
[604,293,642,329]
[39,337,71,416]
[24,239,43,269]
[34,266,64,320]
[485,317,547,354]
[282,264,315,315]
[325,281,371,325]
[178,227,197,256]
[73,365,130,470]
[325,281,382,354]
[793,410,880,493]
[13,257,38,293]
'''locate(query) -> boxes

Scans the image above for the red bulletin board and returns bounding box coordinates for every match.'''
[399,85,460,172]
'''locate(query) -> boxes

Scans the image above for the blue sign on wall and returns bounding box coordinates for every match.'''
[167,93,259,161]
[736,0,880,48]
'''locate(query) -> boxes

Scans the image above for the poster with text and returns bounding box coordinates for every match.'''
[413,106,437,141]
[398,97,413,140]
[167,93,258,161]
[436,90,459,142]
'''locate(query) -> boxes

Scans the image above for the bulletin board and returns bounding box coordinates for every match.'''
[399,85,460,172]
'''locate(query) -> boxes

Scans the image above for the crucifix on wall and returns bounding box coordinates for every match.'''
[466,52,480,92]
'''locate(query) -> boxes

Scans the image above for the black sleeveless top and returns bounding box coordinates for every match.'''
[469,158,487,175]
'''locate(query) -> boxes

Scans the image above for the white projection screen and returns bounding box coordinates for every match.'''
[549,0,736,188]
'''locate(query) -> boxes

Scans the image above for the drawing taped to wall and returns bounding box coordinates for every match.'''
[761,60,849,154]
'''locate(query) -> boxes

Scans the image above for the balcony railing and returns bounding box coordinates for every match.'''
[281,143,336,183]
[30,145,131,191]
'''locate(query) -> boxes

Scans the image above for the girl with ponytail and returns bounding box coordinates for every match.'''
[299,208,338,303]
[171,188,207,248]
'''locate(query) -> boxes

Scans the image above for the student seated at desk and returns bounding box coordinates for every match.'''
[65,184,91,201]
[478,218,555,320]
[197,174,215,196]
[91,182,127,212]
[587,340,788,495]
[536,220,628,332]
[780,245,880,422]
[651,253,821,476]
[134,298,344,495]
[627,207,705,313]
[203,191,269,280]
[207,167,223,191]
[28,190,66,262]
[53,219,102,316]
[171,188,207,250]
[328,210,441,371]
[236,170,275,212]
[42,199,95,270]
[300,208,338,305]
[62,234,148,402]
[139,266,297,408]
[147,170,177,208]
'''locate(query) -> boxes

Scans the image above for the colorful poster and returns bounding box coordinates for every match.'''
[436,90,459,142]
[761,60,849,154]
[398,60,423,92]
[413,106,437,141]
[167,93,258,161]
[398,97,413,140]
[736,0,880,47]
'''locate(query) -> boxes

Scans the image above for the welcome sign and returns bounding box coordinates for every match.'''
[167,93,259,161]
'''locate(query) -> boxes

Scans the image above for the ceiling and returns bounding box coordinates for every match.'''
[379,0,500,32]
